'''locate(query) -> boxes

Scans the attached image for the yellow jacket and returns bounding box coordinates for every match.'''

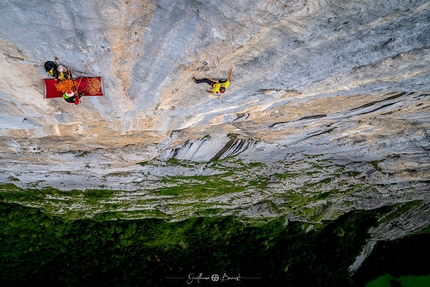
[212,81,230,93]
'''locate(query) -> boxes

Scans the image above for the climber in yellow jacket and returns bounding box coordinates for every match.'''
[193,67,234,94]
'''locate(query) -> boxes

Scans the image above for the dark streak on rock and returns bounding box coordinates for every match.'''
[268,121,289,128]
[234,113,250,121]
[297,114,327,121]
[303,127,337,140]
[210,139,237,162]
[269,114,327,128]
[356,102,397,115]
[171,147,179,158]
[350,92,408,111]
[210,139,253,162]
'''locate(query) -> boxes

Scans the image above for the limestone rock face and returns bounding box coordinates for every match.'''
[0,0,429,238]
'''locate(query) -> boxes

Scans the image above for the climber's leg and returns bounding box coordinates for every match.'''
[194,78,215,86]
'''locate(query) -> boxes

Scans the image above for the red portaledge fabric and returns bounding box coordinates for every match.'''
[43,77,104,98]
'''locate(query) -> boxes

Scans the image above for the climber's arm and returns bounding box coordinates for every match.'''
[227,67,234,82]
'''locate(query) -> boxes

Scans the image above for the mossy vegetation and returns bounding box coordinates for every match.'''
[7,176,20,182]
[377,201,424,224]
[371,160,383,172]
[0,156,406,224]
[2,200,425,286]
[364,274,430,287]
[1,202,415,287]
[138,161,150,166]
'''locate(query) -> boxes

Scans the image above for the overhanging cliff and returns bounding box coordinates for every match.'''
[0,0,429,239]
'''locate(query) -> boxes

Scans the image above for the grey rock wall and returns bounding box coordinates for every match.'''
[0,0,429,239]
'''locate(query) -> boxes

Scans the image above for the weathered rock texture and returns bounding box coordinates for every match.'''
[0,0,429,238]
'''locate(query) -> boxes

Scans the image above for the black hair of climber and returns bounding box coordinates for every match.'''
[193,67,234,94]
[44,61,58,77]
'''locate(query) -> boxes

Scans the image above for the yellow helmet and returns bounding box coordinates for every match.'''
[58,72,65,81]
